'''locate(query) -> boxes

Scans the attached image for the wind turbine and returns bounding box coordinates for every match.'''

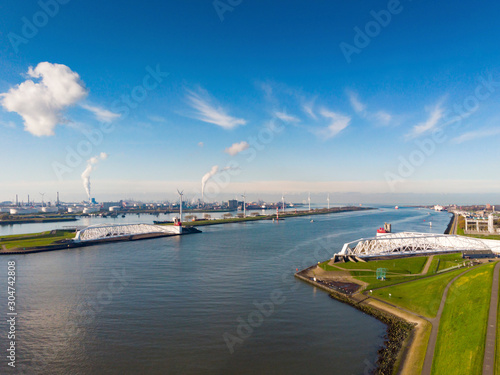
[241,193,246,218]
[327,194,330,210]
[308,192,311,211]
[177,189,184,222]
[39,192,45,207]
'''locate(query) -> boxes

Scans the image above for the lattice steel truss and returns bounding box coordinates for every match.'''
[74,223,180,242]
[338,232,492,257]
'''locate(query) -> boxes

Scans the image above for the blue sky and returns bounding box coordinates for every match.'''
[0,0,499,204]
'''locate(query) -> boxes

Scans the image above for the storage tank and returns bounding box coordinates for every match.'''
[83,207,100,214]
[42,207,59,213]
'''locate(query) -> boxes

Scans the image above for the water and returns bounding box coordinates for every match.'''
[0,207,451,374]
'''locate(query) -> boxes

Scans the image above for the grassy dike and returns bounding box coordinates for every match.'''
[0,230,76,250]
[298,250,498,374]
[431,263,495,375]
[497,273,500,375]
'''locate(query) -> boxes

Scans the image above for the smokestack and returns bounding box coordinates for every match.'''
[56,192,59,206]
[16,194,18,207]
[28,194,30,206]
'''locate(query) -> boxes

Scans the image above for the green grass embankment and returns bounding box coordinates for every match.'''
[432,263,495,375]
[427,253,464,274]
[334,256,428,274]
[321,256,429,290]
[496,271,500,375]
[0,230,75,249]
[371,267,467,318]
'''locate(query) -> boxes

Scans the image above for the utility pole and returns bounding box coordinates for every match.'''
[177,189,184,222]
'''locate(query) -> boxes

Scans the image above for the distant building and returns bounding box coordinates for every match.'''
[228,200,238,209]
[102,201,122,210]
[486,203,492,210]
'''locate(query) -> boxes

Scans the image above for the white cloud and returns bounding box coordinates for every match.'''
[148,115,167,123]
[80,103,120,123]
[185,88,246,129]
[348,91,366,114]
[452,127,500,144]
[318,109,351,139]
[408,101,445,138]
[302,98,317,119]
[198,142,204,148]
[0,62,88,136]
[225,141,249,156]
[373,110,392,125]
[348,91,392,126]
[275,111,300,123]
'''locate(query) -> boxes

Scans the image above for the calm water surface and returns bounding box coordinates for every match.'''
[0,207,451,374]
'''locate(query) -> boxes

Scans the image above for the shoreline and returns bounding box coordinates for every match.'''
[295,213,456,374]
[295,271,416,374]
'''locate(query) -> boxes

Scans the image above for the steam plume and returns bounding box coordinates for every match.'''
[81,152,108,201]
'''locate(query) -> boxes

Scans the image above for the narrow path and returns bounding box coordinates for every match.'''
[421,266,477,375]
[421,255,435,275]
[482,261,500,375]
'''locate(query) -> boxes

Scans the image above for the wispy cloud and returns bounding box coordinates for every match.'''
[185,87,246,129]
[275,110,300,123]
[373,110,392,125]
[407,100,446,138]
[225,141,249,156]
[80,103,120,123]
[348,91,366,114]
[302,97,317,119]
[348,91,392,126]
[452,127,500,144]
[148,115,167,123]
[318,108,351,139]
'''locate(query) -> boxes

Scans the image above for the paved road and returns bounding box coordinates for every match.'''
[482,261,500,375]
[421,267,477,375]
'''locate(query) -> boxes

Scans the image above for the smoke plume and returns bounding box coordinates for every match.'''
[201,165,239,201]
[81,152,108,201]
